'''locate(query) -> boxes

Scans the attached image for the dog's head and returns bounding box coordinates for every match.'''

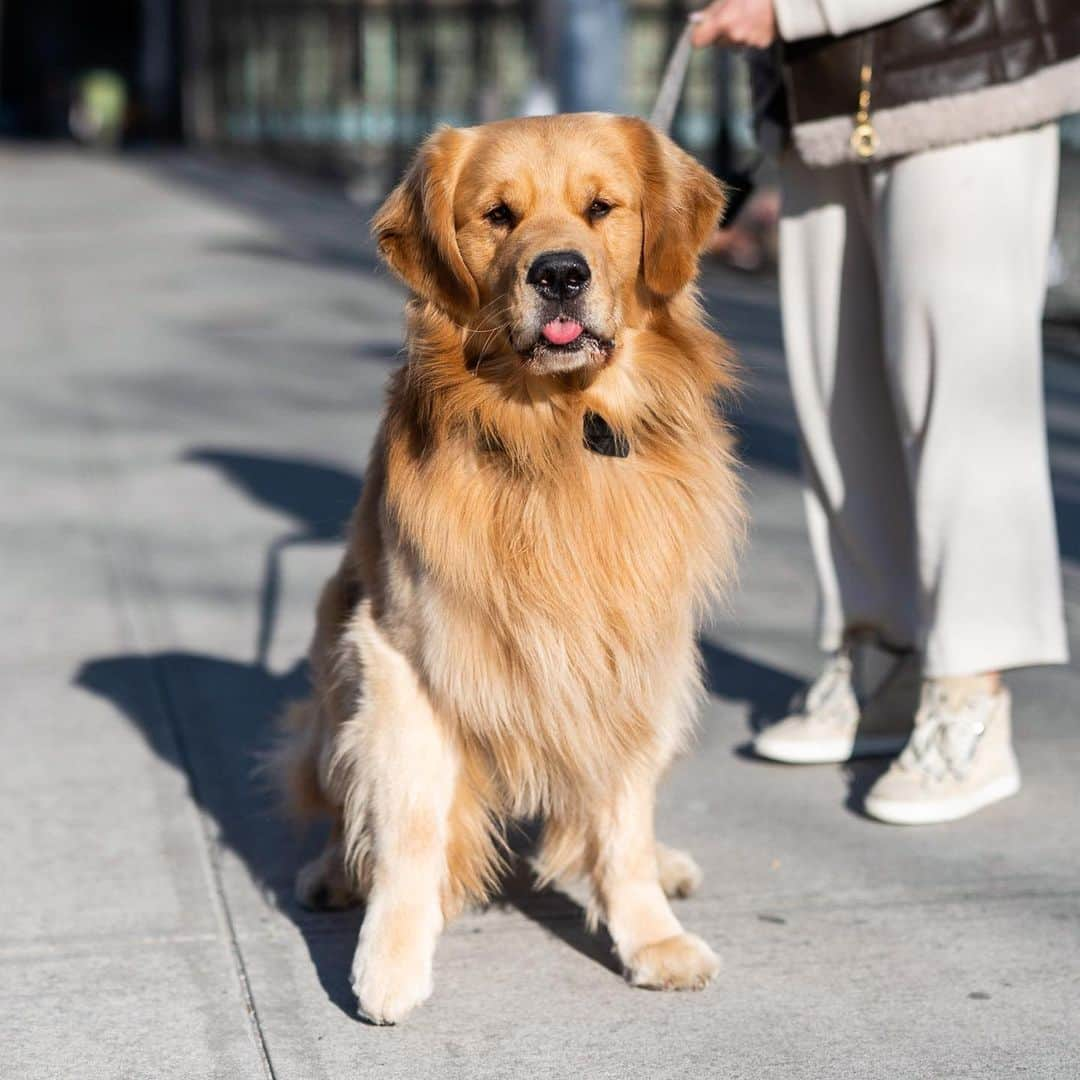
[373,114,725,376]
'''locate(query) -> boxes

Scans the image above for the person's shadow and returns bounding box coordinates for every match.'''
[182,449,362,668]
[698,638,803,736]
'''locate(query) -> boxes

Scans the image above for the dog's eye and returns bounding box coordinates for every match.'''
[587,199,613,221]
[484,203,514,227]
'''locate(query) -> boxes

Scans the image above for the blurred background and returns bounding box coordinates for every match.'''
[0,0,1052,309]
[2,0,1077,311]
[0,1,751,173]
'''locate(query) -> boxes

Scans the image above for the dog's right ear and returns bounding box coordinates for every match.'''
[372,127,478,319]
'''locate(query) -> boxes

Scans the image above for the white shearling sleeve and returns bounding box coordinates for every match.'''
[773,0,942,42]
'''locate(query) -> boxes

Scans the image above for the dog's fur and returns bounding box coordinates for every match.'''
[274,113,743,1024]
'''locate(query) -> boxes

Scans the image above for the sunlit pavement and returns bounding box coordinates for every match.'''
[2,146,1078,1079]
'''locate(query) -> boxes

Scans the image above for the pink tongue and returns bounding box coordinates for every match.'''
[541,319,583,346]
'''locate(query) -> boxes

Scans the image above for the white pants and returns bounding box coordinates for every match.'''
[779,124,1069,677]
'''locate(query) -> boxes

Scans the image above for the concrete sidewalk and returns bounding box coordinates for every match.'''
[1,145,1078,1080]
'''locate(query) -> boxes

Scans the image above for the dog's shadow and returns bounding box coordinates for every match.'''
[78,447,847,1013]
[75,447,629,1019]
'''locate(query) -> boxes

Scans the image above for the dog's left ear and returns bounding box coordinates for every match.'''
[372,126,479,318]
[619,117,726,299]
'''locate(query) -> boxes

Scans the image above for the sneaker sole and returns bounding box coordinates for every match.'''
[753,733,910,765]
[863,771,1021,826]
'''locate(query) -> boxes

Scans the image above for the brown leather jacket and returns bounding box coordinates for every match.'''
[778,0,1080,166]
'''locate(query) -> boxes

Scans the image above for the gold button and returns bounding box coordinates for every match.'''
[850,122,880,160]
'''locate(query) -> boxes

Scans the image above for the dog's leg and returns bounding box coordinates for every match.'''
[590,776,719,991]
[337,607,458,1025]
[655,842,703,899]
[295,823,358,911]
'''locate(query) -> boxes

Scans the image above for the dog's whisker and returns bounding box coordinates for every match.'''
[463,307,513,340]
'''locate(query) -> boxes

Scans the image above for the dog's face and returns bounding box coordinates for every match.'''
[452,119,642,374]
[374,114,725,375]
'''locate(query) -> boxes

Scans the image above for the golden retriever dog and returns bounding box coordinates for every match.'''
[274,113,743,1024]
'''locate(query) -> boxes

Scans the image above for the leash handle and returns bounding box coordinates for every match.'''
[649,17,699,135]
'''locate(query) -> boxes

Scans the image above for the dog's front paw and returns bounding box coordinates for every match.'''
[351,941,434,1025]
[627,932,719,991]
[656,844,703,899]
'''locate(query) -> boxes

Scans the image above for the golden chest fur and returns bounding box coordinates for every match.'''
[366,308,743,813]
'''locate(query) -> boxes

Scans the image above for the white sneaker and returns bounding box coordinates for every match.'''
[863,682,1021,825]
[753,645,919,765]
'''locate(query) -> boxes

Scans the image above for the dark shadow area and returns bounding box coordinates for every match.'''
[1037,350,1080,567]
[76,647,369,1017]
[182,449,362,666]
[1054,489,1080,565]
[841,758,894,819]
[76,446,624,1018]
[496,858,621,978]
[732,415,802,476]
[698,637,803,734]
[185,448,361,538]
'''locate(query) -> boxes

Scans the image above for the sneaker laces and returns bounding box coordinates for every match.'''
[797,650,854,719]
[900,684,989,780]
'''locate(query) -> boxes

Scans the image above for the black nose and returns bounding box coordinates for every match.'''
[526,250,591,302]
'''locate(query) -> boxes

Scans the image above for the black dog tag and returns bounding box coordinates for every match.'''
[583,411,630,458]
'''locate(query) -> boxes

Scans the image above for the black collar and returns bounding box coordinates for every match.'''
[583,411,630,458]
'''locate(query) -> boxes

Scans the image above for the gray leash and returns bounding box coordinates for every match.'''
[649,18,698,135]
[649,14,762,227]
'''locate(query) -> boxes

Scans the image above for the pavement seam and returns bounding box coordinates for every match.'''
[0,932,221,960]
[147,658,279,1080]
[77,389,279,1080]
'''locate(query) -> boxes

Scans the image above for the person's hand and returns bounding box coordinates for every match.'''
[690,0,777,49]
